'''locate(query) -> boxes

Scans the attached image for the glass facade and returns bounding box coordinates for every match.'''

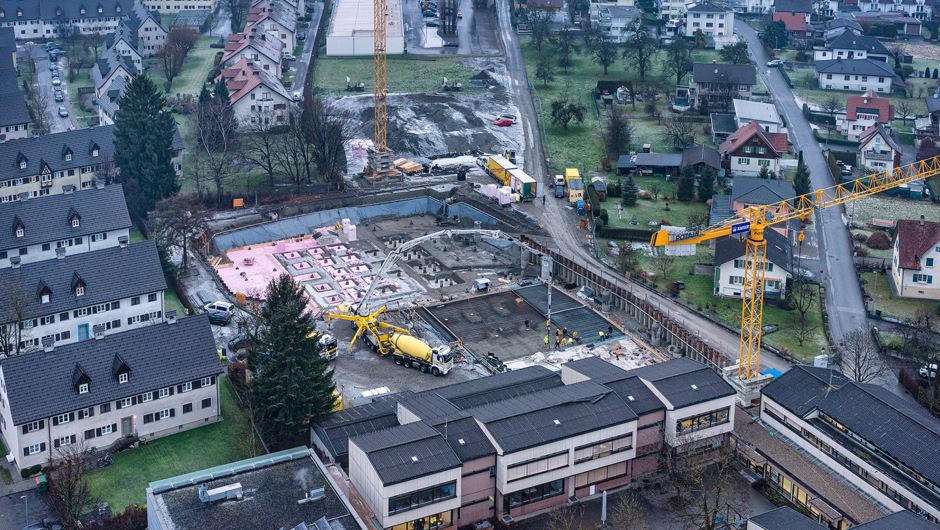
[676,408,730,434]
[388,482,457,515]
[389,510,453,530]
[505,478,565,510]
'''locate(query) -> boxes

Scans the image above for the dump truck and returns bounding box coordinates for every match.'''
[486,155,517,186]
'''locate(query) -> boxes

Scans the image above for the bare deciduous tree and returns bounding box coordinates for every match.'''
[273,108,317,185]
[193,96,241,205]
[609,492,649,530]
[791,277,817,322]
[820,95,845,139]
[0,280,34,356]
[303,97,362,185]
[605,105,636,155]
[662,120,696,150]
[49,439,95,530]
[668,442,745,530]
[896,100,915,127]
[546,504,584,530]
[786,314,817,346]
[223,0,252,32]
[243,108,284,187]
[837,327,889,383]
[84,22,107,62]
[649,247,675,283]
[153,195,207,271]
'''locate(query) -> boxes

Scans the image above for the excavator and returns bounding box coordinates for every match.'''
[650,156,940,380]
[327,229,546,375]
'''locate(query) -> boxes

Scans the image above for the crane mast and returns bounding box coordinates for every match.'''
[650,156,940,380]
[367,0,395,177]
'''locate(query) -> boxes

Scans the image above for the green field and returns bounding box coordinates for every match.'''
[862,271,937,323]
[313,54,479,95]
[604,176,712,229]
[147,37,219,97]
[849,193,940,226]
[790,68,936,116]
[86,378,256,512]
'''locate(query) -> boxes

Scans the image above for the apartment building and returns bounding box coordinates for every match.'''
[890,218,940,300]
[839,90,895,141]
[0,0,133,40]
[0,314,223,470]
[682,63,757,112]
[0,184,130,269]
[747,506,940,530]
[0,127,117,203]
[221,27,284,72]
[0,27,28,142]
[813,30,891,63]
[684,1,734,37]
[246,0,297,52]
[759,366,940,524]
[216,58,293,128]
[313,357,736,529]
[141,0,218,14]
[815,58,902,92]
[91,47,138,99]
[0,240,167,352]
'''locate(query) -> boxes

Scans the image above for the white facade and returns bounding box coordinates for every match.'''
[0,18,124,41]
[221,44,281,72]
[141,0,219,14]
[232,85,293,128]
[859,130,898,172]
[109,37,143,70]
[745,0,769,13]
[94,64,134,99]
[137,16,168,55]
[733,100,785,133]
[0,229,129,269]
[326,0,404,56]
[685,8,734,37]
[661,395,736,447]
[713,258,791,299]
[658,0,687,19]
[891,236,940,300]
[253,18,296,52]
[728,155,781,177]
[816,69,893,92]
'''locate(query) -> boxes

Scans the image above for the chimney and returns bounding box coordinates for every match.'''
[93,324,106,340]
[95,178,104,190]
[63,185,75,195]
[166,310,177,324]
[10,256,20,269]
[42,336,54,353]
[921,215,926,227]
[55,247,66,259]
[118,235,128,248]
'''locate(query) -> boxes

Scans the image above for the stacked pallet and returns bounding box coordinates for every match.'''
[393,158,423,174]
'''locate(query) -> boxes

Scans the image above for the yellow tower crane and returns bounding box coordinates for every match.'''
[650,157,940,380]
[367,0,395,177]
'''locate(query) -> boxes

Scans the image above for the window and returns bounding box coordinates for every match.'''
[15,228,23,237]
[574,461,629,488]
[131,296,140,306]
[201,377,212,387]
[92,148,99,157]
[766,280,781,291]
[19,247,26,256]
[574,434,633,463]
[148,293,157,303]
[90,232,107,242]
[158,409,170,420]
[738,158,750,165]
[75,286,84,296]
[100,424,112,435]
[41,294,50,304]
[28,443,41,455]
[118,373,128,384]
[927,258,934,267]
[676,408,730,434]
[142,392,153,402]
[758,159,770,167]
[507,451,568,481]
[100,403,110,413]
[730,275,744,285]
[65,154,71,161]
[744,146,752,153]
[19,161,25,169]
[25,421,41,433]
[159,388,170,398]
[59,436,72,447]
[78,383,88,394]
[914,274,933,284]
[183,403,193,413]
[180,382,192,393]
[506,479,565,508]
[388,482,457,515]
[734,259,745,269]
[757,147,766,154]
[56,413,70,425]
[202,398,212,408]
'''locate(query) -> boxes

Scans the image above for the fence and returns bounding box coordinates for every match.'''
[779,67,793,88]
[530,85,552,166]
[519,235,732,372]
[813,129,858,147]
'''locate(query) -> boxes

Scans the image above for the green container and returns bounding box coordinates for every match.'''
[35,474,47,492]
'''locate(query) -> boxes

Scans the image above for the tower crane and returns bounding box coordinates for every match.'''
[650,157,940,380]
[366,0,395,178]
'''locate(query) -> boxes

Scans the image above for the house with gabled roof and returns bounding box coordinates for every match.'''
[815,57,903,92]
[839,89,895,141]
[773,12,814,39]
[216,57,293,128]
[0,0,133,41]
[890,217,940,299]
[0,314,222,470]
[729,175,796,237]
[90,46,138,99]
[713,229,792,299]
[859,122,901,172]
[141,0,221,15]
[814,29,891,64]
[719,120,788,177]
[0,240,167,352]
[246,0,297,52]
[0,27,28,143]
[681,63,757,112]
[684,1,734,38]
[220,26,284,73]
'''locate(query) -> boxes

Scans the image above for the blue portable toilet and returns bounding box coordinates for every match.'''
[577,200,585,214]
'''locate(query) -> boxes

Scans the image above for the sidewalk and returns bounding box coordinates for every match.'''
[0,457,34,497]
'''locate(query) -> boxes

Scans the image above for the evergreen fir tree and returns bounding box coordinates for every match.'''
[698,166,715,203]
[198,84,213,104]
[113,75,179,218]
[249,275,336,445]
[622,175,638,206]
[676,164,696,202]
[794,161,811,197]
[758,164,770,180]
[214,78,231,107]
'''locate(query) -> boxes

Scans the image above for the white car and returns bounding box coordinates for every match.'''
[921,363,937,379]
[204,301,234,314]
[292,91,302,101]
[498,113,517,123]
[767,59,782,67]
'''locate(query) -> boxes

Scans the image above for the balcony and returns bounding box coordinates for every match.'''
[864,150,893,161]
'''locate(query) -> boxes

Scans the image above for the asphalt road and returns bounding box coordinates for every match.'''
[292,1,323,98]
[497,0,788,374]
[734,20,869,345]
[32,53,76,133]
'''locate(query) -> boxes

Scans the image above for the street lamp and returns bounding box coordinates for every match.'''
[21,494,28,527]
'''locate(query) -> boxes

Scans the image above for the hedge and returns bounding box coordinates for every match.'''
[588,186,601,218]
[802,103,836,126]
[814,129,858,146]
[598,227,655,241]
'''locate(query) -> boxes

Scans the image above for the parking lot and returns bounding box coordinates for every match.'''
[30,49,76,133]
[401,0,499,55]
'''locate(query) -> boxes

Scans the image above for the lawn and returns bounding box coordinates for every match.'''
[164,283,188,317]
[790,68,934,116]
[678,274,827,362]
[313,54,479,95]
[161,14,177,28]
[848,193,940,226]
[160,37,219,98]
[605,176,712,229]
[129,226,147,244]
[861,271,937,323]
[849,228,893,258]
[86,378,256,512]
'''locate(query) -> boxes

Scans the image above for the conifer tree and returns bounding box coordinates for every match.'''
[698,166,716,203]
[677,165,696,202]
[622,175,638,206]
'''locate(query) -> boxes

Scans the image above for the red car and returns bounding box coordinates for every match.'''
[494,118,512,126]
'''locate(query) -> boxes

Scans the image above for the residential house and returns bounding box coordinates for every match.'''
[890,218,940,299]
[815,17,864,39]
[773,12,815,40]
[746,506,940,530]
[0,126,117,202]
[103,24,144,71]
[0,314,222,470]
[141,0,219,14]
[0,0,132,40]
[710,113,738,144]
[90,47,138,100]
[0,28,28,142]
[859,123,901,171]
[757,364,940,523]
[745,0,770,15]
[0,184,130,269]
[124,2,168,56]
[856,0,932,19]
[216,58,293,128]
[814,58,901,92]
[851,11,923,35]
[616,151,684,178]
[684,1,734,37]
[591,5,643,42]
[0,240,167,351]
[729,175,796,239]
[718,121,788,177]
[146,447,366,530]
[657,0,687,19]
[246,0,297,52]
[221,27,284,73]
[839,89,895,141]
[813,30,890,62]
[733,99,785,133]
[681,63,757,112]
[254,0,305,17]
[773,0,813,18]
[313,358,736,528]
[681,144,722,178]
[713,229,792,298]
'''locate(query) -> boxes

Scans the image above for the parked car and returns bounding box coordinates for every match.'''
[554,185,565,198]
[444,41,458,47]
[54,90,63,102]
[498,113,516,123]
[49,63,57,71]
[52,78,61,86]
[457,12,463,17]
[292,90,302,101]
[920,363,937,379]
[841,165,853,176]
[767,59,782,67]
[298,31,306,40]
[426,21,439,26]
[57,106,68,117]
[423,10,437,16]
[494,117,512,126]
[51,69,58,78]
[282,52,295,61]
[204,301,234,314]
[208,312,231,326]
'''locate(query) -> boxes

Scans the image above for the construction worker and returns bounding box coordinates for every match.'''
[556,328,562,338]
[562,327,568,337]
[555,337,561,350]
[599,330,605,340]
[572,331,579,342]
[607,326,613,337]
[544,335,549,346]
[615,348,620,360]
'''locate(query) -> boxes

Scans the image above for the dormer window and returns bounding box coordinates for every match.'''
[98,5,103,13]
[19,161,25,169]
[65,153,72,161]
[72,218,79,227]
[80,6,86,14]
[116,4,121,11]
[56,8,61,16]
[118,372,128,383]
[92,148,99,157]
[1,10,6,18]
[78,383,88,394]
[15,228,23,237]
[75,286,84,296]
[41,293,50,303]
[16,8,22,17]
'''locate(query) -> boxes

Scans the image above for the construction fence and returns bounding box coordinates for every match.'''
[519,236,732,372]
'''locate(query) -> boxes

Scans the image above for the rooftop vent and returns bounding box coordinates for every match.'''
[297,488,326,505]
[553,419,561,425]
[627,395,635,402]
[411,456,419,463]
[166,310,177,324]
[458,438,465,445]
[691,384,699,390]
[118,235,128,248]
[93,324,106,340]
[198,482,243,503]
[56,247,66,260]
[42,336,55,353]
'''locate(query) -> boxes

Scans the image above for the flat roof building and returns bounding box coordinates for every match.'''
[326,0,404,56]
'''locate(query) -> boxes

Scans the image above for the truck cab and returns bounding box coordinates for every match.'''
[319,334,339,361]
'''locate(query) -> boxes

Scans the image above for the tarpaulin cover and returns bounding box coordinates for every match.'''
[214,198,499,250]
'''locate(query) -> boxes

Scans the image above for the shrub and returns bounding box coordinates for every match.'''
[600,209,609,225]
[20,464,41,479]
[595,218,605,233]
[852,233,868,243]
[777,297,795,310]
[899,368,924,397]
[666,280,680,296]
[660,218,673,226]
[867,231,891,249]
[855,245,869,257]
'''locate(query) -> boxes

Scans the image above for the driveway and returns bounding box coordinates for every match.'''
[0,490,56,530]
